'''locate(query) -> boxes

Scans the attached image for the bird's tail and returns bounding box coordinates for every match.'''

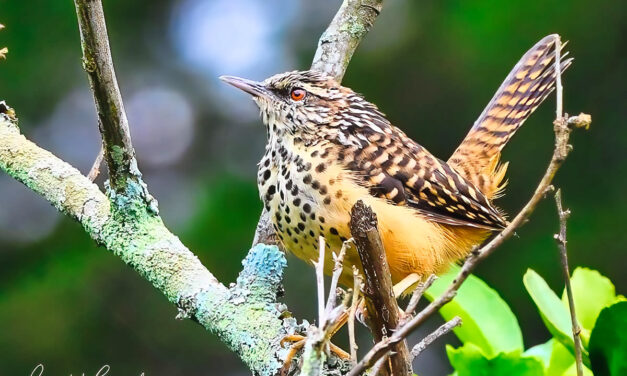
[448,34,572,199]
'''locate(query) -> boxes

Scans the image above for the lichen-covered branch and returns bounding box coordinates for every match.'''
[0,109,296,376]
[73,0,141,195]
[311,0,384,81]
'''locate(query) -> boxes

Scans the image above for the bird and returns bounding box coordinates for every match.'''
[221,34,571,293]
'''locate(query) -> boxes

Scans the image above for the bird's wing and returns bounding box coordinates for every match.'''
[336,123,507,230]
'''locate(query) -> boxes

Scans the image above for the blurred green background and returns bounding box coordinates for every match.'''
[0,0,624,374]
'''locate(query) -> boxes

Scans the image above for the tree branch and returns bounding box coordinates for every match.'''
[0,105,297,376]
[410,317,462,361]
[555,189,584,376]
[311,0,384,82]
[350,200,412,376]
[73,0,142,195]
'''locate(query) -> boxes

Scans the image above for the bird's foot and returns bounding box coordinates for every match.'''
[279,334,350,375]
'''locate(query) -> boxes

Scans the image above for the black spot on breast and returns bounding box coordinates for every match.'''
[330,227,338,235]
[319,185,328,195]
[293,197,301,206]
[312,180,320,190]
[316,163,326,173]
[297,223,305,231]
[323,197,331,205]
[303,203,311,213]
[263,170,271,180]
[319,216,325,223]
[286,180,293,191]
[303,174,312,184]
[267,185,276,196]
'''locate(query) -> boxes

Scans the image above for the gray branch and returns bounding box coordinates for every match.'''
[0,107,300,375]
[73,0,142,196]
[555,189,584,376]
[311,0,384,82]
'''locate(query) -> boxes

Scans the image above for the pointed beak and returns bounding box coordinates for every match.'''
[219,75,269,97]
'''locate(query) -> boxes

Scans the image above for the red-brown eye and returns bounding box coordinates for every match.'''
[290,88,306,101]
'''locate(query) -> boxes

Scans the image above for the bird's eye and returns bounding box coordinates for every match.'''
[290,88,306,101]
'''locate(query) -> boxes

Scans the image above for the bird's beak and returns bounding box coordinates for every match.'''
[219,75,269,98]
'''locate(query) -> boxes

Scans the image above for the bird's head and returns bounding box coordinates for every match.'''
[220,70,352,136]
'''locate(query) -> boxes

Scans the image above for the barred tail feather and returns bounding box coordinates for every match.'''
[448,34,572,199]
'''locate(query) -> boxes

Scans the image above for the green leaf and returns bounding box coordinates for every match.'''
[426,265,523,357]
[524,339,594,376]
[524,339,554,369]
[589,301,627,376]
[446,343,544,376]
[562,268,621,332]
[523,269,590,366]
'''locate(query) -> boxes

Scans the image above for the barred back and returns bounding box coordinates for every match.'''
[448,34,572,198]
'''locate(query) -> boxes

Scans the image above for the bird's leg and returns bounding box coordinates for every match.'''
[325,273,422,339]
[279,334,351,375]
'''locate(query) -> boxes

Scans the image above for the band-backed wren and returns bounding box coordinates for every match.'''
[221,34,571,289]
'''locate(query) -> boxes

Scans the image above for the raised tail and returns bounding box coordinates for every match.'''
[448,34,572,199]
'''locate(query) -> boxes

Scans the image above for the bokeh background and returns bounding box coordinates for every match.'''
[0,0,624,374]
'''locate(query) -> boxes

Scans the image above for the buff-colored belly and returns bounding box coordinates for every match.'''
[272,164,490,289]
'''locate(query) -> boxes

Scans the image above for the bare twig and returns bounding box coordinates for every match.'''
[350,200,412,376]
[73,0,142,194]
[87,145,105,182]
[404,274,437,319]
[311,0,384,82]
[410,317,462,361]
[368,353,390,376]
[315,236,327,326]
[555,189,584,376]
[349,266,363,363]
[325,239,353,321]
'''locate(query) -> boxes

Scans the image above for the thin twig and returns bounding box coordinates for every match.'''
[555,189,584,376]
[349,266,362,363]
[87,145,104,182]
[368,353,390,376]
[404,274,437,319]
[325,239,353,318]
[410,317,462,361]
[315,236,326,326]
[73,0,142,193]
[555,35,564,120]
